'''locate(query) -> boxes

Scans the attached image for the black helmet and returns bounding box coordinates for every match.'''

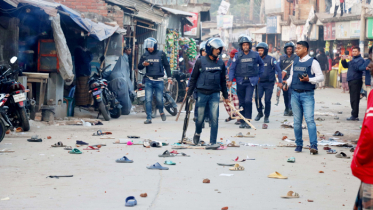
[284,41,295,54]
[144,37,158,51]
[238,35,252,50]
[205,38,225,57]
[256,42,269,57]
[199,41,207,56]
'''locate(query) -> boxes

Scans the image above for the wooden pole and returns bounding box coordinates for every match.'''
[227,103,257,130]
[175,93,188,121]
[132,20,137,87]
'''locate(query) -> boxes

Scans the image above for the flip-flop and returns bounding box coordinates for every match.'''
[217,163,235,166]
[287,157,295,163]
[76,140,89,145]
[233,156,246,162]
[164,160,176,165]
[51,141,66,147]
[83,146,99,150]
[127,136,140,139]
[281,191,300,198]
[217,145,227,150]
[170,150,179,154]
[27,135,42,142]
[336,152,350,159]
[333,131,344,136]
[116,156,133,163]
[158,150,175,157]
[227,141,240,147]
[205,144,220,150]
[327,149,337,154]
[92,144,106,147]
[268,171,288,179]
[64,146,72,150]
[0,148,15,153]
[146,162,169,170]
[162,142,169,146]
[229,163,245,171]
[234,132,255,138]
[69,148,82,154]
[125,196,137,207]
[93,130,112,136]
[316,117,325,121]
[176,152,190,157]
[323,146,331,150]
[151,141,162,148]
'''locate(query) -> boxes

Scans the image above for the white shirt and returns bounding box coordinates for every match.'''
[287,55,324,88]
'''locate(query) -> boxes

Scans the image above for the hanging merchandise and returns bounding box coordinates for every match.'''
[165,29,180,72]
[369,41,373,50]
[187,38,198,59]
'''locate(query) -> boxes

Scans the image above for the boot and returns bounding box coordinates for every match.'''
[264,117,269,123]
[340,3,343,16]
[288,110,293,116]
[255,112,264,121]
[333,5,339,17]
[239,122,247,129]
[284,109,289,116]
[193,133,200,145]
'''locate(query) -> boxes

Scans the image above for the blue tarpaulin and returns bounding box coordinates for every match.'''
[59,5,119,41]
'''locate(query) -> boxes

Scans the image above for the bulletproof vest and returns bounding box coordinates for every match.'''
[144,50,164,78]
[196,56,223,90]
[260,55,276,82]
[280,54,298,80]
[235,50,259,78]
[291,57,316,90]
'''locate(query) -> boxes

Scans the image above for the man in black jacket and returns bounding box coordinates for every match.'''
[138,38,172,124]
[316,49,329,89]
[187,38,229,145]
[342,46,366,121]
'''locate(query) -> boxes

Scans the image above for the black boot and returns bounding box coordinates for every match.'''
[333,5,339,17]
[193,133,200,145]
[288,109,293,116]
[264,117,269,123]
[255,112,264,121]
[239,122,247,129]
[284,109,289,116]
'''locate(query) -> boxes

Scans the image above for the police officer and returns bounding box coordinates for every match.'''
[187,38,229,145]
[228,35,264,129]
[138,38,172,124]
[254,42,283,123]
[283,41,324,154]
[279,42,298,116]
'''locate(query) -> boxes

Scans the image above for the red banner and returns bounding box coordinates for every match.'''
[324,22,335,40]
[184,12,198,36]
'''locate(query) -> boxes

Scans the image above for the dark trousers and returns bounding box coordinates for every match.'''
[256,81,275,117]
[348,79,363,118]
[237,82,255,121]
[283,88,292,110]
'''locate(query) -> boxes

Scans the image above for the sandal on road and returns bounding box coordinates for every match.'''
[268,171,288,179]
[116,156,133,163]
[217,163,235,166]
[27,135,42,142]
[281,191,299,199]
[336,152,350,159]
[205,144,220,150]
[51,141,66,147]
[333,131,344,136]
[83,146,99,150]
[316,117,325,121]
[176,152,190,157]
[229,163,245,171]
[227,141,240,147]
[158,150,175,157]
[287,157,295,163]
[217,145,227,150]
[125,196,137,207]
[327,149,337,154]
[92,130,112,136]
[69,148,82,154]
[147,162,169,170]
[64,146,72,150]
[164,160,176,165]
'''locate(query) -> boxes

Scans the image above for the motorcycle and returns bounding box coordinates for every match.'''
[87,64,122,121]
[0,56,30,131]
[0,93,14,143]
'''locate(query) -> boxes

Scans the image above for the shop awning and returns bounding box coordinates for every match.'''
[161,7,195,17]
[252,27,267,34]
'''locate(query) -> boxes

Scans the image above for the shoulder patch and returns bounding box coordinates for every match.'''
[274,60,277,64]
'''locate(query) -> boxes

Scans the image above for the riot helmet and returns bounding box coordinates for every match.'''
[238,35,252,50]
[199,41,207,56]
[256,42,269,57]
[144,37,158,52]
[205,38,225,58]
[284,41,295,55]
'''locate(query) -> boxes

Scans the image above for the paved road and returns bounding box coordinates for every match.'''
[0,88,365,209]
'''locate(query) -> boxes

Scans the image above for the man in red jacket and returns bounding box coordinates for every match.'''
[351,48,373,209]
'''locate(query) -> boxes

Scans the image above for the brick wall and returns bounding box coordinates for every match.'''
[283,1,294,21]
[58,0,124,26]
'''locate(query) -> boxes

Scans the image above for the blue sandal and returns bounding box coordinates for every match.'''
[146,162,169,170]
[116,156,134,163]
[125,196,137,207]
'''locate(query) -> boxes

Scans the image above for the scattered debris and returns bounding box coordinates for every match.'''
[221,207,228,210]
[307,199,314,202]
[47,136,52,139]
[281,121,306,129]
[203,179,210,183]
[1,197,10,201]
[319,171,324,173]
[140,193,147,197]
[47,175,73,179]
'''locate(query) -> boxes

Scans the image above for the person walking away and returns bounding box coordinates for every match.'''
[74,40,93,107]
[339,51,350,93]
[254,42,282,123]
[279,42,298,116]
[138,37,172,124]
[325,51,332,86]
[124,47,133,81]
[341,46,366,121]
[224,49,240,124]
[283,41,324,154]
[316,49,329,89]
[228,35,264,129]
[351,62,373,210]
[187,38,229,145]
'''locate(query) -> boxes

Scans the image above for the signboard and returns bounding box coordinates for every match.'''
[217,0,230,15]
[289,23,296,40]
[266,16,277,34]
[366,18,373,38]
[309,25,319,41]
[335,22,350,39]
[350,20,361,38]
[184,12,198,36]
[296,25,303,41]
[255,34,262,43]
[324,22,335,40]
[217,15,233,29]
[281,26,290,41]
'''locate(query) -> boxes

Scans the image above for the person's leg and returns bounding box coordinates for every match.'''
[209,92,220,144]
[237,83,246,123]
[154,81,164,114]
[264,82,275,118]
[283,89,289,112]
[257,83,264,113]
[244,84,255,120]
[360,182,373,210]
[205,102,210,122]
[145,78,154,120]
[194,92,198,119]
[291,91,304,146]
[195,93,208,135]
[301,91,317,147]
[288,88,292,112]
[350,80,362,118]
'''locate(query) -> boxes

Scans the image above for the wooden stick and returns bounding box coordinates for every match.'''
[227,103,256,130]
[100,37,111,69]
[175,93,188,121]
[229,87,234,119]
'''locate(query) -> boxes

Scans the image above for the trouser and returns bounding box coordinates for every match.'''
[291,90,318,147]
[354,182,373,210]
[195,92,220,144]
[349,79,363,118]
[193,92,209,120]
[256,81,275,117]
[237,82,255,122]
[145,78,164,120]
[283,87,292,110]
[325,0,332,12]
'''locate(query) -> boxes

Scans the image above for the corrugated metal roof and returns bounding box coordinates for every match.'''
[161,7,194,17]
[4,0,19,7]
[104,0,165,23]
[19,0,59,16]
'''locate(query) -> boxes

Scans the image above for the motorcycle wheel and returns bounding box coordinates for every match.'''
[165,106,177,116]
[0,119,5,143]
[98,100,111,121]
[17,107,30,131]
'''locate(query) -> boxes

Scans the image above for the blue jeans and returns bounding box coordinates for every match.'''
[145,78,164,120]
[195,92,220,144]
[291,90,318,147]
[237,82,255,121]
[257,81,275,117]
[193,92,210,120]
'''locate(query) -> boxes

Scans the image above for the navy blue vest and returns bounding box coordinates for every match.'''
[291,57,316,90]
[196,56,223,91]
[144,50,164,78]
[235,50,259,78]
[347,56,365,82]
[260,55,276,82]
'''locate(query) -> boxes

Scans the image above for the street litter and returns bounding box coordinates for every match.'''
[0,149,15,153]
[47,175,73,179]
[203,179,210,183]
[234,132,255,138]
[317,139,345,146]
[1,197,10,201]
[219,174,234,176]
[140,193,147,197]
[281,191,299,198]
[314,112,336,117]
[27,135,42,142]
[281,121,306,129]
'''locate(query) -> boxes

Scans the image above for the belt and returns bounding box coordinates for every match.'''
[293,89,313,93]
